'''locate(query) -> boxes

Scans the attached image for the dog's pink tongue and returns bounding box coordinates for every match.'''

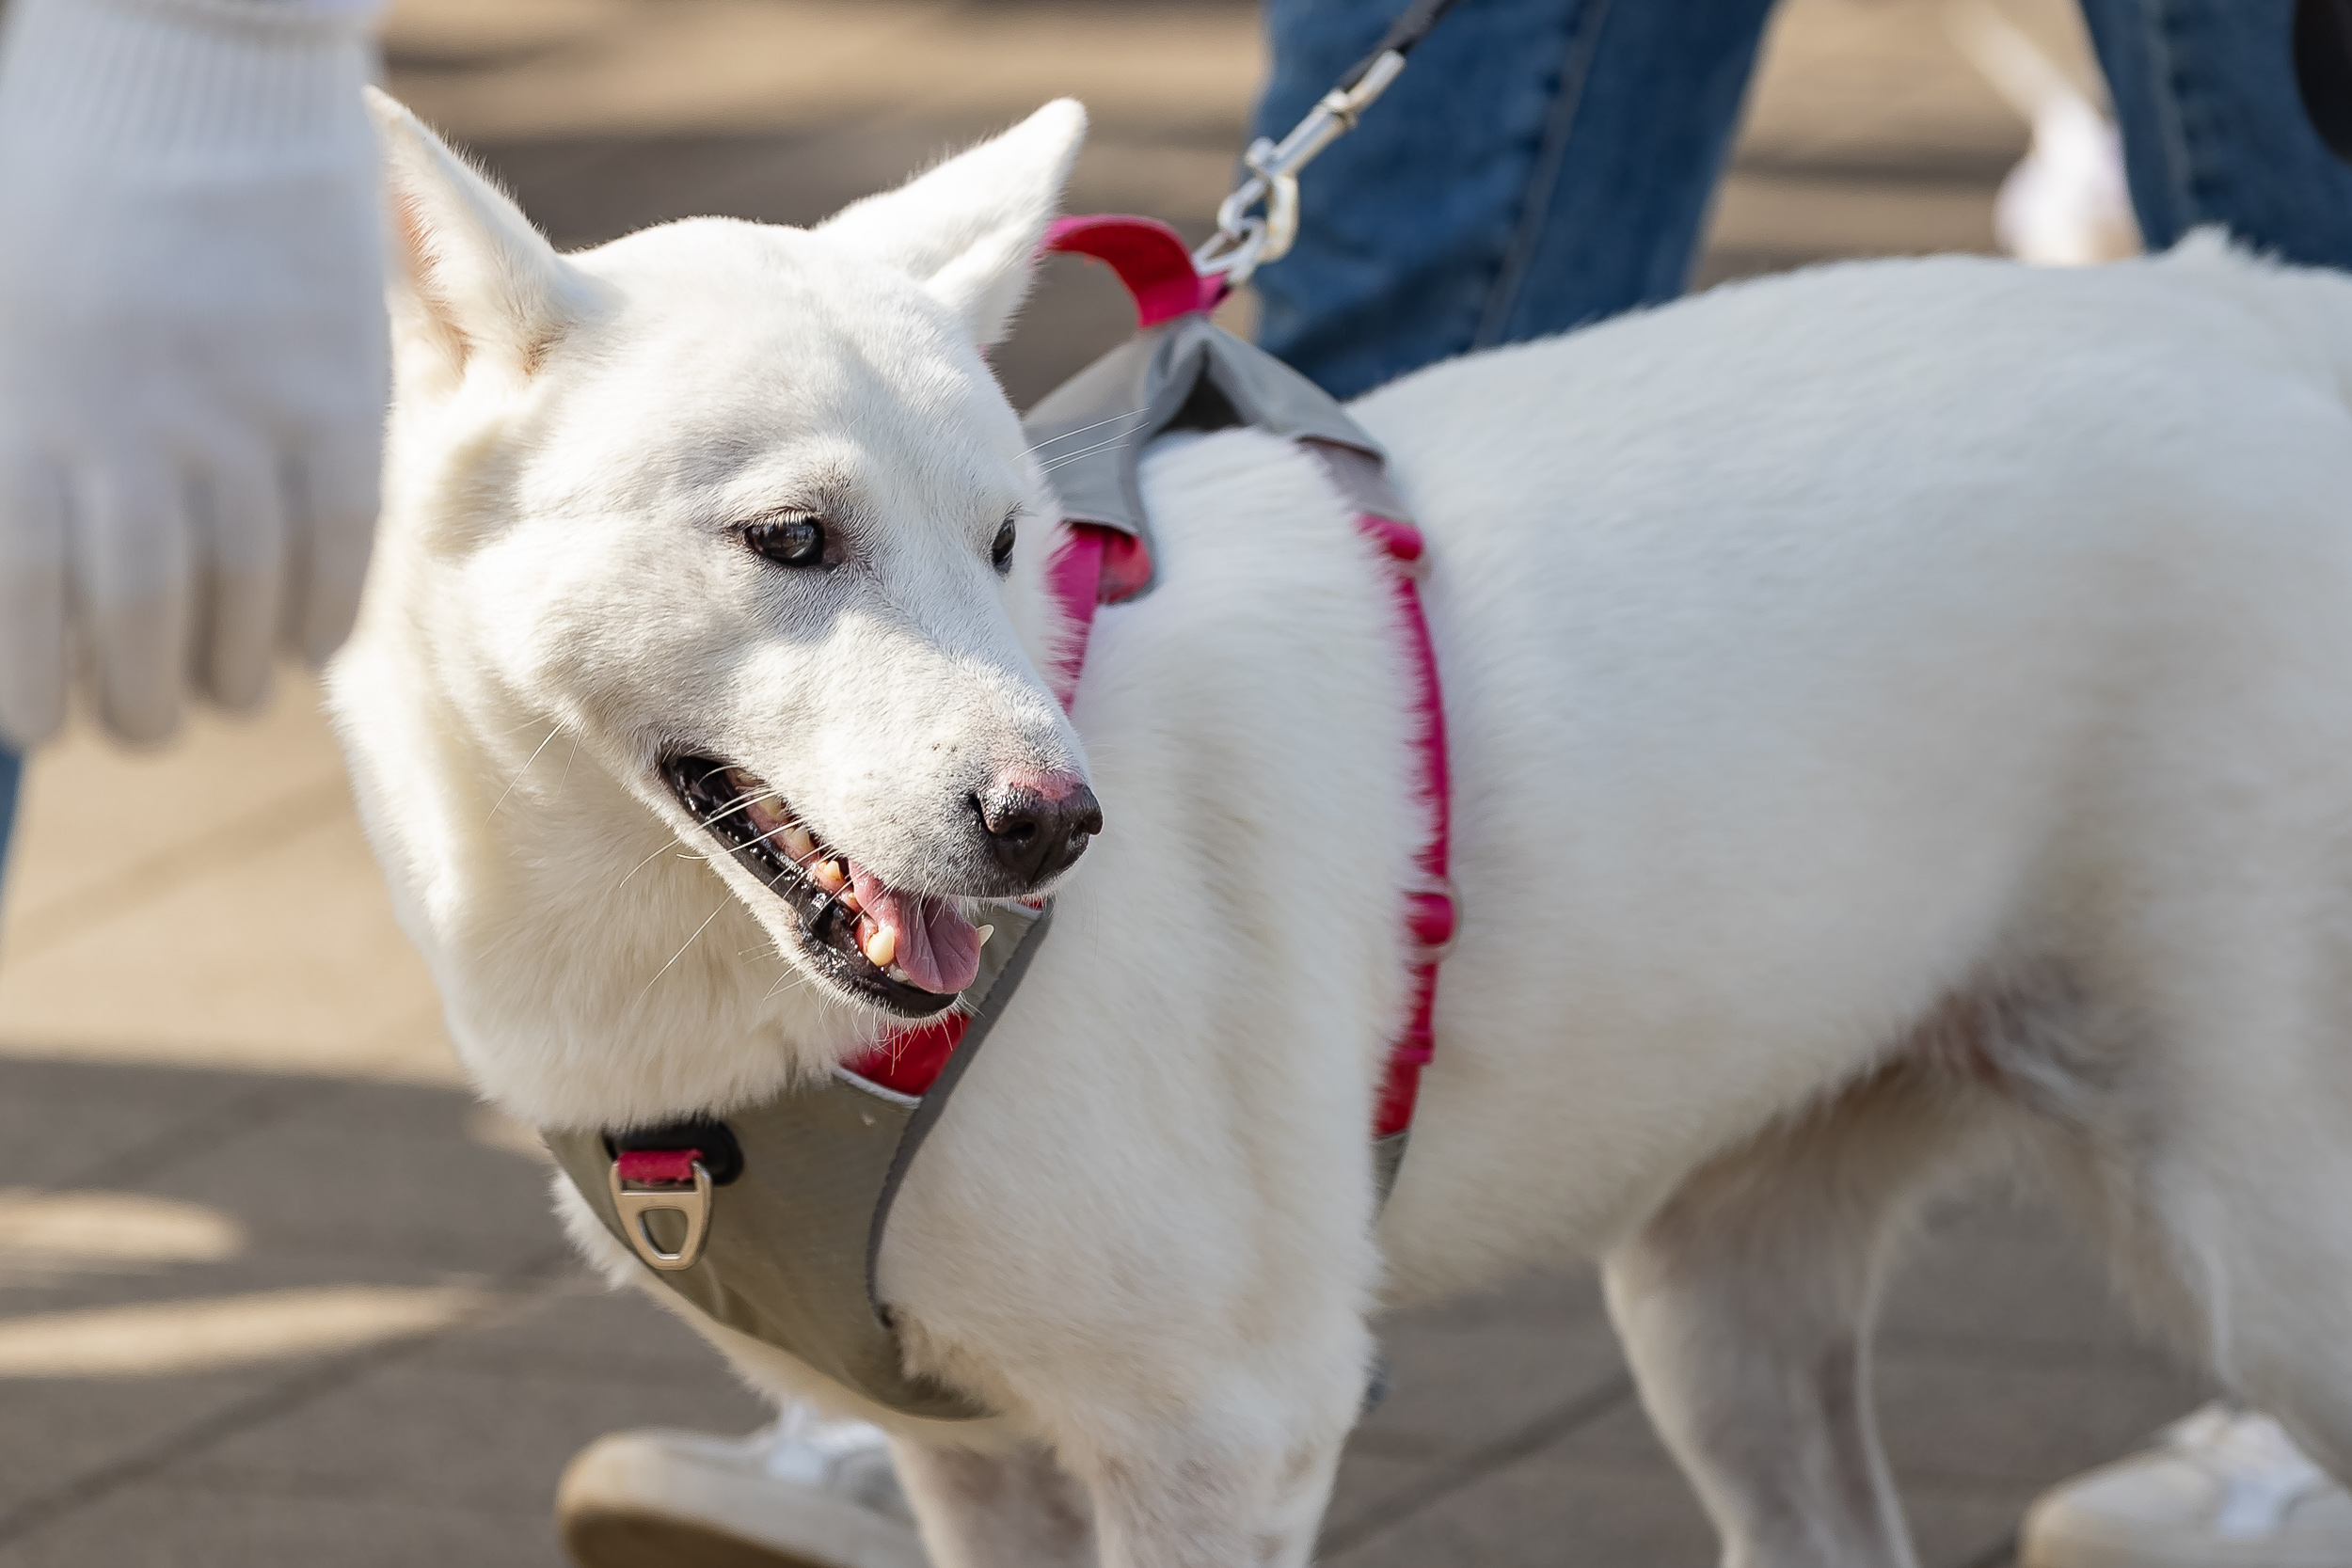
[850,864,982,994]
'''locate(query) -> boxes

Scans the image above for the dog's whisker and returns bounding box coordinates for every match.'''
[551,731,582,802]
[1020,407,1146,458]
[697,784,794,833]
[759,963,820,1004]
[1038,429,1143,473]
[1038,426,1151,467]
[488,722,567,818]
[615,836,691,891]
[636,900,730,1006]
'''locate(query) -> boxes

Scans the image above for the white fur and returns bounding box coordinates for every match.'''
[331,93,2352,1568]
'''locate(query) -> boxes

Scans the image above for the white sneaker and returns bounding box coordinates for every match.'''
[2022,1404,2352,1568]
[556,1407,927,1568]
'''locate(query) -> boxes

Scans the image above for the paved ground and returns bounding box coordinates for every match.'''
[0,2,2217,1563]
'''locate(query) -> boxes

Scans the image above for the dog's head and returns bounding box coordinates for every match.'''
[366,93,1096,1022]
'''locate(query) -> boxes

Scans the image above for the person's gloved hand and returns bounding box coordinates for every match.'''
[0,0,388,749]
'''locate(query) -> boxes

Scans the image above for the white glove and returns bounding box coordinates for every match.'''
[0,0,389,748]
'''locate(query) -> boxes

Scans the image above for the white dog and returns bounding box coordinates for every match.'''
[330,90,2352,1568]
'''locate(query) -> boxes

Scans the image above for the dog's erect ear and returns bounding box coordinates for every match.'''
[818,100,1087,346]
[366,88,580,385]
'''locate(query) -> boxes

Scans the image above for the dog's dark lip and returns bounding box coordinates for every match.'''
[659,753,961,1020]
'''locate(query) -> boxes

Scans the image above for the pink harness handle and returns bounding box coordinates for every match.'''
[1043,214,1230,327]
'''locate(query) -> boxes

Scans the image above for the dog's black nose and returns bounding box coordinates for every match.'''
[977,771,1102,886]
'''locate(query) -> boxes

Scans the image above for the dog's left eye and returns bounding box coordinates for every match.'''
[991,516,1016,574]
[744,515,826,568]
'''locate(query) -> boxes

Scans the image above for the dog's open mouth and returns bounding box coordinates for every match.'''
[661,754,984,1018]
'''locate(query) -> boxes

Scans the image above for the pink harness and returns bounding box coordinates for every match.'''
[842,215,1454,1147]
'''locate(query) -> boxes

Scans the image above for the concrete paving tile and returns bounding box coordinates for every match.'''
[1735,0,2080,173]
[0,1239,507,1321]
[143,1081,569,1277]
[1325,1444,1718,1568]
[1322,1449,1429,1542]
[0,1481,564,1568]
[1549,1348,2203,1567]
[1543,1339,2206,1495]
[1351,1315,1628,1462]
[1708,171,1998,261]
[1387,1265,1607,1332]
[0,1054,276,1115]
[163,1355,765,1517]
[1538,1396,2036,1568]
[1563,1348,2202,1492]
[1880,1194,2174,1363]
[0,1372,268,1519]
[416,1272,737,1384]
[1903,1483,2040,1568]
[1872,1352,2211,1490]
[0,680,351,956]
[383,0,1261,143]
[0,1062,278,1191]
[0,1254,531,1519]
[0,807,454,1085]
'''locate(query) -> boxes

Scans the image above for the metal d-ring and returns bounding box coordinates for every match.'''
[610,1159,712,1272]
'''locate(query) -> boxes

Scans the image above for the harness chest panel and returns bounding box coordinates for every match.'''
[542,901,1049,1422]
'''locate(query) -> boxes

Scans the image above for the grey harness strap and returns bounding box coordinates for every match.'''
[1024,311,1405,577]
[543,316,1417,1421]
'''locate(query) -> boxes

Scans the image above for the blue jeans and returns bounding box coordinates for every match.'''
[1253,0,2352,400]
[0,747,16,902]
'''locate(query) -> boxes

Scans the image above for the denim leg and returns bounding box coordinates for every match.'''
[1249,0,1780,399]
[2078,0,2352,264]
[0,746,18,906]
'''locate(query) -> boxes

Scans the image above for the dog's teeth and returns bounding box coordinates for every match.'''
[838,888,862,916]
[814,860,846,893]
[976,924,995,947]
[862,923,897,968]
[885,964,910,983]
[784,824,816,860]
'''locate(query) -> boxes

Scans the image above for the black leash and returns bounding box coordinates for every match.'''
[1342,0,1468,90]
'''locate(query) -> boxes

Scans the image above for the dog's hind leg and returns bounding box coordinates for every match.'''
[1602,1053,2001,1568]
[891,1439,1096,1568]
[2035,1014,2352,1489]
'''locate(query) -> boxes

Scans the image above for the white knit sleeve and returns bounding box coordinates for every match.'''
[0,0,380,157]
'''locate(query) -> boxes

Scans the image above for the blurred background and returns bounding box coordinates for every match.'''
[0,2,2207,1563]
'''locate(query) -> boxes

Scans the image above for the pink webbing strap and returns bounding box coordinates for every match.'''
[616,1148,700,1185]
[1043,214,1229,327]
[1349,509,1454,1139]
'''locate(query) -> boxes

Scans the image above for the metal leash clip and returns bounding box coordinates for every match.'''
[1192,0,1462,287]
[1195,49,1407,286]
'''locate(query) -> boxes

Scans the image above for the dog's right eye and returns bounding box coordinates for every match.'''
[744,515,826,568]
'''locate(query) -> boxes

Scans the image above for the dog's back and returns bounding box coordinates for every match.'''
[1296,238,2352,1559]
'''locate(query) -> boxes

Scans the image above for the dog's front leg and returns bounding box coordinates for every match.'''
[893,1438,1096,1568]
[1068,1419,1344,1568]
